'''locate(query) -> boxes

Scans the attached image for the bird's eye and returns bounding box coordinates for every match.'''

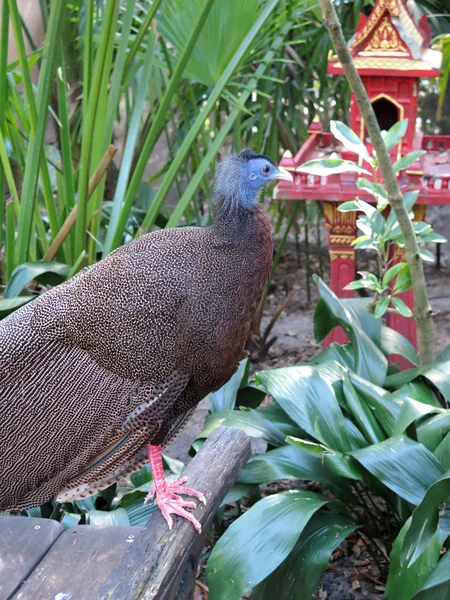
[262,165,270,175]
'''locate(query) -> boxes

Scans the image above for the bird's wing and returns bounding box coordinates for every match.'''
[0,230,202,509]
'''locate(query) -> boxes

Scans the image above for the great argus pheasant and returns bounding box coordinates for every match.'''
[0,151,292,531]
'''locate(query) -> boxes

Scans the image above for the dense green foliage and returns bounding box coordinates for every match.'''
[202,279,450,599]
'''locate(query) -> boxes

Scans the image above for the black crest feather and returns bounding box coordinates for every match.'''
[238,149,276,167]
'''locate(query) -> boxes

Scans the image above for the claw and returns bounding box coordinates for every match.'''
[146,444,206,532]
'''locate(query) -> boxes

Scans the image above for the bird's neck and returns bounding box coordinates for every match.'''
[212,197,271,248]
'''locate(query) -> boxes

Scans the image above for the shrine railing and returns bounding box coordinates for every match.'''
[422,135,450,151]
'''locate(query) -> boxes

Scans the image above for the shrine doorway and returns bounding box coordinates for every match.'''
[372,96,400,131]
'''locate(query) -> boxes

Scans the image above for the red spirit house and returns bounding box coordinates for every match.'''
[277,0,447,357]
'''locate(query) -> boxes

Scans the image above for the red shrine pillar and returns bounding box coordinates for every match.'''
[324,202,357,346]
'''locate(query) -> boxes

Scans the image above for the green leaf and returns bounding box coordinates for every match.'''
[343,376,385,444]
[349,372,401,434]
[206,490,331,600]
[413,550,450,600]
[393,398,442,436]
[196,405,300,448]
[379,326,419,366]
[393,150,426,173]
[352,436,444,505]
[393,264,412,294]
[207,359,248,412]
[60,513,82,529]
[4,261,70,298]
[374,295,391,318]
[297,158,370,176]
[220,484,254,508]
[391,297,413,318]
[159,0,260,87]
[0,295,36,315]
[85,508,130,526]
[256,365,351,452]
[330,120,372,164]
[393,381,441,408]
[383,263,408,287]
[238,445,351,501]
[419,248,435,263]
[251,511,357,600]
[383,119,408,150]
[417,411,450,452]
[385,516,443,600]
[313,276,387,386]
[400,473,450,568]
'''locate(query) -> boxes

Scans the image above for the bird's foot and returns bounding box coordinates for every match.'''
[145,443,206,532]
[144,476,206,532]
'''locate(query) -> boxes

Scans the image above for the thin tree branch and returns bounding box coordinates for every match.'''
[318,0,435,365]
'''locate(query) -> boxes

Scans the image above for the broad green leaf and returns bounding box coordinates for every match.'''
[383,119,408,150]
[220,484,254,507]
[311,343,356,372]
[256,365,351,452]
[313,296,381,346]
[251,511,357,600]
[349,372,401,435]
[313,276,387,386]
[343,376,384,444]
[385,516,443,600]
[116,491,156,526]
[374,295,391,318]
[434,431,450,470]
[393,150,426,173]
[330,120,372,164]
[238,445,351,501]
[414,550,450,600]
[383,262,408,287]
[297,158,370,176]
[352,436,444,505]
[392,297,413,317]
[417,411,450,452]
[322,451,363,480]
[85,508,130,526]
[196,406,300,448]
[159,0,259,86]
[379,326,419,366]
[400,474,450,569]
[207,359,248,412]
[60,513,82,529]
[0,295,36,315]
[419,248,435,263]
[393,381,441,407]
[356,177,387,203]
[393,398,442,436]
[207,490,331,600]
[4,261,70,298]
[337,201,359,212]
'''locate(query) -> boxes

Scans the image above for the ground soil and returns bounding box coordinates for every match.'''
[165,204,450,599]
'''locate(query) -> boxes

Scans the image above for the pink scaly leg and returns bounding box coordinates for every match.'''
[144,444,206,532]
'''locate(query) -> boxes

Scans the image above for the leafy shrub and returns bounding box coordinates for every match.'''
[202,278,450,600]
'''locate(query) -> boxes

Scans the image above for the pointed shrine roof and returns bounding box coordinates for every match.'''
[328,0,441,77]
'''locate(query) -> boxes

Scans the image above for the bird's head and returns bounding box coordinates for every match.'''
[214,150,293,213]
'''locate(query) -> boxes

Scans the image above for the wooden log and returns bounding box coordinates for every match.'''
[97,426,251,600]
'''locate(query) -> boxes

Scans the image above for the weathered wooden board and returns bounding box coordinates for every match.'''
[12,525,141,600]
[97,426,251,600]
[0,516,63,600]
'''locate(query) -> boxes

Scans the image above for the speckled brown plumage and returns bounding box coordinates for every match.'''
[0,151,278,510]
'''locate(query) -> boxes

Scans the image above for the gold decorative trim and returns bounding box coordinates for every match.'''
[330,250,355,261]
[406,169,424,175]
[332,57,436,70]
[330,234,357,245]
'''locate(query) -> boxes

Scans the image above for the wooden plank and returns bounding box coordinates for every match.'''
[12,525,142,600]
[97,426,251,600]
[0,516,63,600]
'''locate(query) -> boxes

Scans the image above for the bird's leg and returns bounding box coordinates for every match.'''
[145,444,206,532]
